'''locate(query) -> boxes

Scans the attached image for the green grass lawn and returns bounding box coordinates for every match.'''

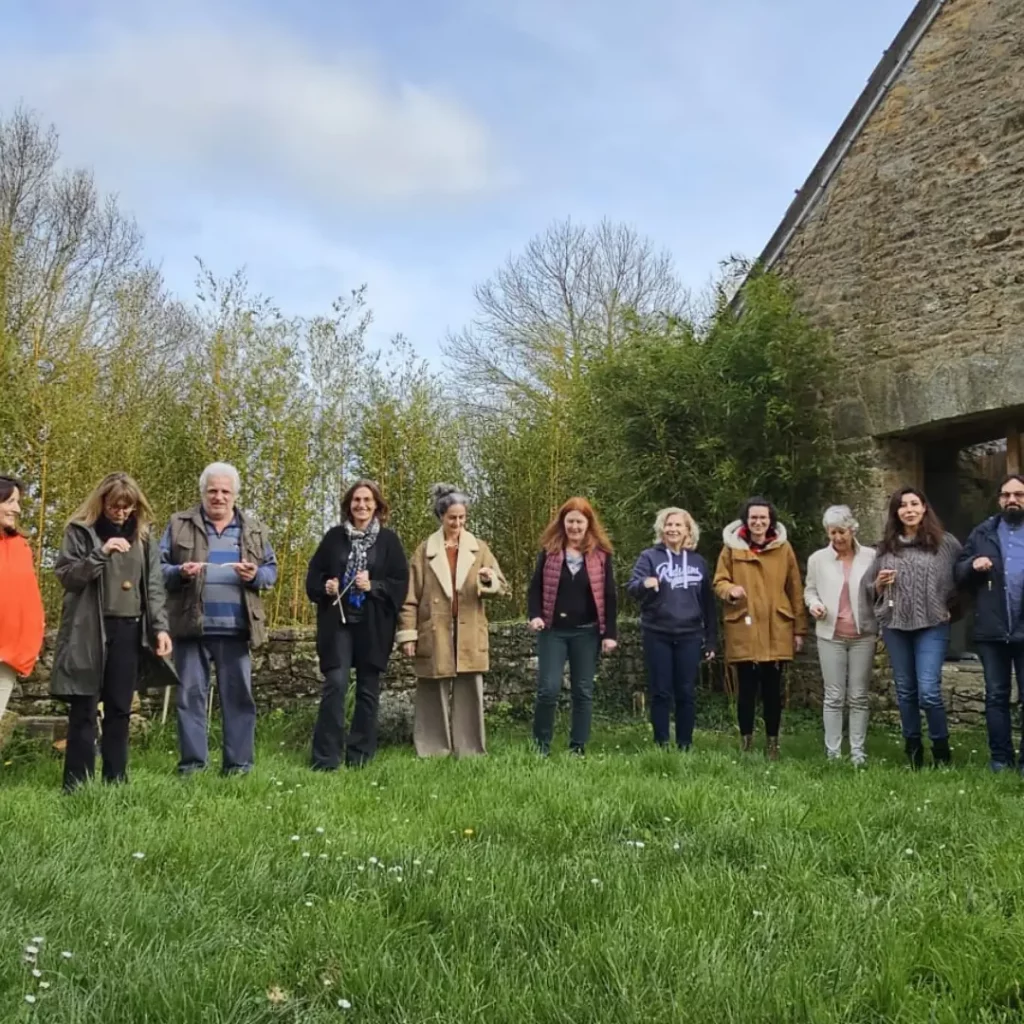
[2,712,1024,1024]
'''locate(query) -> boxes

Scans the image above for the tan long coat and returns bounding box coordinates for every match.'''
[713,520,808,665]
[397,529,506,679]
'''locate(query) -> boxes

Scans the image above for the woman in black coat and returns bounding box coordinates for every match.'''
[306,479,408,769]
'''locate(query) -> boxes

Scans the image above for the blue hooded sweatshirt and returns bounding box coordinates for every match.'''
[627,544,717,651]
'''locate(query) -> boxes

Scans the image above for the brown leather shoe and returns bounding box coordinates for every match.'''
[767,737,779,761]
[740,734,753,752]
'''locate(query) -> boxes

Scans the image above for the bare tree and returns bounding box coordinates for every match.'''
[445,218,686,401]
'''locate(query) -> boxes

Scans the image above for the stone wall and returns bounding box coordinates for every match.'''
[772,0,1024,528]
[9,622,987,737]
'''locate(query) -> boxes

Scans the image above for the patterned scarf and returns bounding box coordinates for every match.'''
[342,518,380,610]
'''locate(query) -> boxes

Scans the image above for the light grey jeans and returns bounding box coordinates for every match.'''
[816,636,876,761]
[0,662,16,719]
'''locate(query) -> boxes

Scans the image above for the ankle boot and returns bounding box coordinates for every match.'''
[766,737,779,762]
[740,734,753,753]
[931,738,951,767]
[905,737,924,771]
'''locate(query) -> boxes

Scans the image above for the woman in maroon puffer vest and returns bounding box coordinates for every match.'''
[526,497,618,756]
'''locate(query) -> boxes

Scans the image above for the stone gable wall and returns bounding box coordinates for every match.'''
[772,0,1024,526]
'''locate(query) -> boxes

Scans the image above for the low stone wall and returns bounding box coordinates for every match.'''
[9,622,987,736]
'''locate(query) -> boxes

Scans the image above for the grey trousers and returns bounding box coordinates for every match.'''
[414,675,486,758]
[816,635,876,761]
[174,636,256,774]
[0,662,16,719]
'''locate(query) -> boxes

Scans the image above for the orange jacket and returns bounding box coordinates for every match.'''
[0,532,45,676]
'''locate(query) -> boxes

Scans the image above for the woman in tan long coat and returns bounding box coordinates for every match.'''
[713,496,807,759]
[397,484,506,757]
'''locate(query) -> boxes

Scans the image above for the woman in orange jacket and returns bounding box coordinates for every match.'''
[0,476,46,722]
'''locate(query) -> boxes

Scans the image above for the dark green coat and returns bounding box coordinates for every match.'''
[50,522,178,698]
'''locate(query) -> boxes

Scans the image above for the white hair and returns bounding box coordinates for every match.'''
[822,504,858,532]
[653,507,700,548]
[200,462,241,498]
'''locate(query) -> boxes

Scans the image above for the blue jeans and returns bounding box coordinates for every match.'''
[882,624,950,742]
[533,626,600,752]
[976,641,1024,769]
[642,630,702,748]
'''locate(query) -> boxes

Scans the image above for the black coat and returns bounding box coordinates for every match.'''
[955,515,1024,644]
[305,525,409,673]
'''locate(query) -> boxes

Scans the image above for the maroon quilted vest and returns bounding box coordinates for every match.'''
[540,549,608,635]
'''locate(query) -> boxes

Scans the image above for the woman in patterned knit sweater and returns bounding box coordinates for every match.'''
[527,498,618,756]
[868,487,962,769]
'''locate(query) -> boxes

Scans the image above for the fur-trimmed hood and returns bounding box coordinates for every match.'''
[721,519,789,552]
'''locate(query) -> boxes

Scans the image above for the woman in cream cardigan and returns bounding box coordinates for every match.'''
[803,505,877,765]
[398,484,506,758]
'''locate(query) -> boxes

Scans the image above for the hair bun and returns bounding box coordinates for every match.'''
[428,483,459,504]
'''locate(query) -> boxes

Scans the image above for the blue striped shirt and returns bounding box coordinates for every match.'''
[202,510,248,635]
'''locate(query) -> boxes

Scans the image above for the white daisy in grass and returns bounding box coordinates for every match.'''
[357,865,366,872]
[24,994,36,1004]
[39,982,50,990]
[24,945,39,956]
[338,998,352,1009]
[31,937,44,945]
[302,852,311,859]
[31,969,42,978]
[904,848,915,856]
[316,827,325,834]
[291,835,301,842]
[413,859,422,866]
[752,910,763,918]
[61,951,73,960]
[132,852,146,860]
[368,857,379,865]
[590,878,601,886]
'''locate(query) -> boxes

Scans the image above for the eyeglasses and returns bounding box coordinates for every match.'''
[105,504,135,516]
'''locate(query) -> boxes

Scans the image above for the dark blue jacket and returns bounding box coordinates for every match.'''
[955,515,1024,644]
[627,544,717,652]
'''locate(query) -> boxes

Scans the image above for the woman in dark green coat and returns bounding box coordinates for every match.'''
[51,472,177,791]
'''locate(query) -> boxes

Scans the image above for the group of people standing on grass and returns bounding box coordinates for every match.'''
[0,465,1022,787]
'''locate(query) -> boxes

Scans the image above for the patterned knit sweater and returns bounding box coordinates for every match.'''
[868,533,962,631]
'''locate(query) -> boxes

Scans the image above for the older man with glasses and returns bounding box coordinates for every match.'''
[160,462,277,776]
[956,473,1024,774]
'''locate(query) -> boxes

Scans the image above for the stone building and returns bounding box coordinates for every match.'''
[747,0,1024,550]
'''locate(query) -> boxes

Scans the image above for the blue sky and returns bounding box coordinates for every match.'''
[1,0,913,357]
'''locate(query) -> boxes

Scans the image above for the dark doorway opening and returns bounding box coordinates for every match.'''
[924,438,1008,659]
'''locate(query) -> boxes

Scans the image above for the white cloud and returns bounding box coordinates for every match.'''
[0,16,501,204]
[157,204,469,355]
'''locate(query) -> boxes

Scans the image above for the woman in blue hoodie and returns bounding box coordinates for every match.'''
[628,508,717,750]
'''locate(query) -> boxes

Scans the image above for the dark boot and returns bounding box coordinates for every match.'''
[932,738,951,767]
[905,737,924,771]
[740,734,753,753]
[766,737,779,762]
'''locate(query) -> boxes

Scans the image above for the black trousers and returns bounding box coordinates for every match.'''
[736,661,784,738]
[311,624,382,770]
[63,617,140,791]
